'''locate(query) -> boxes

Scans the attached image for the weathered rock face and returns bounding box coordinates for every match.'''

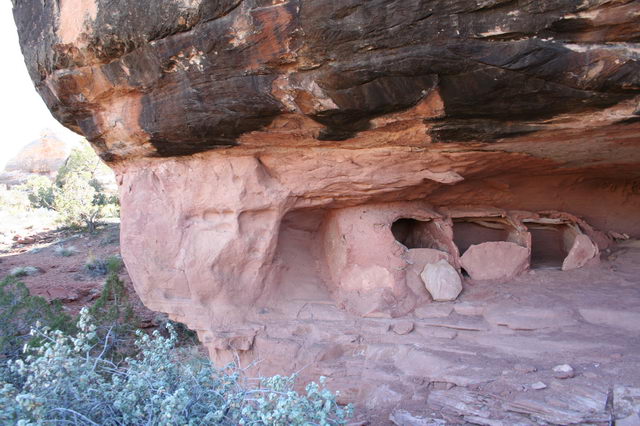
[12,0,640,411]
[0,131,71,186]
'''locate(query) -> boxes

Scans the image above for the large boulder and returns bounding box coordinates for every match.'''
[11,0,640,411]
[0,131,71,186]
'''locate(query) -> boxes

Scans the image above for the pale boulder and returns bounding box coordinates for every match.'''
[562,234,598,271]
[460,241,529,281]
[420,260,462,301]
[405,248,452,302]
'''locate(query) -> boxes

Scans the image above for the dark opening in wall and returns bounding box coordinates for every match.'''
[528,225,570,269]
[452,219,511,255]
[392,218,442,250]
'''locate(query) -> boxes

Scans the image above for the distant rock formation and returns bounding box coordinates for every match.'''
[0,130,72,186]
[12,0,640,411]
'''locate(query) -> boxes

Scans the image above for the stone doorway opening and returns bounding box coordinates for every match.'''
[392,218,445,251]
[523,217,599,271]
[452,217,529,281]
[452,218,513,255]
[527,224,570,269]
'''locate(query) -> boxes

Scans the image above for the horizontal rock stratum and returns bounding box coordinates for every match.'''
[13,0,640,413]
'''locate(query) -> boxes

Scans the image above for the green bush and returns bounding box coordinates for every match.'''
[17,176,55,210]
[53,172,104,232]
[0,309,353,425]
[88,257,139,361]
[0,277,74,361]
[84,254,122,277]
[15,140,119,232]
[8,267,40,278]
[53,245,79,257]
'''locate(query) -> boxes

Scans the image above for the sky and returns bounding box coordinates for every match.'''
[0,3,82,170]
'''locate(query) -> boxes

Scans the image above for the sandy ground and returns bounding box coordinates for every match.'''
[0,223,160,326]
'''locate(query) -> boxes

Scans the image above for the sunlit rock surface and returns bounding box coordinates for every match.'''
[0,131,71,186]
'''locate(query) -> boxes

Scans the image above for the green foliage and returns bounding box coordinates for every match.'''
[53,245,79,257]
[14,140,119,232]
[55,141,104,186]
[53,172,103,231]
[84,254,122,277]
[0,277,74,361]
[8,266,40,278]
[16,176,54,210]
[88,258,139,362]
[54,141,119,231]
[0,310,353,425]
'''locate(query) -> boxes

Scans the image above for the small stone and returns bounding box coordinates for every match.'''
[420,260,462,302]
[392,320,415,335]
[531,381,547,390]
[552,364,575,379]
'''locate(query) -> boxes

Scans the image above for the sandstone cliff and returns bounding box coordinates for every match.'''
[12,0,640,414]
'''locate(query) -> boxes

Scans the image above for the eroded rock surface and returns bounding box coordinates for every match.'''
[12,0,640,417]
[0,131,71,186]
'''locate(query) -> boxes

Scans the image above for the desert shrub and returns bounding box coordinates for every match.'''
[159,318,200,347]
[53,172,104,231]
[88,257,139,361]
[84,254,122,277]
[14,140,119,232]
[55,141,107,188]
[17,175,55,210]
[55,142,119,212]
[0,277,74,361]
[53,244,79,257]
[8,266,40,278]
[0,309,352,425]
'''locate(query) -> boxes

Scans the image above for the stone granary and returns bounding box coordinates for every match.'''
[12,0,640,422]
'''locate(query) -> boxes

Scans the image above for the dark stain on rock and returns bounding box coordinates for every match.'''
[11,0,640,156]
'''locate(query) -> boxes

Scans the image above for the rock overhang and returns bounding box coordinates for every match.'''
[11,0,640,161]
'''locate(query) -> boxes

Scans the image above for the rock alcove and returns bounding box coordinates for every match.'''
[11,0,640,419]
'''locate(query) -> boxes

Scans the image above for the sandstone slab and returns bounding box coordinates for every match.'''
[460,242,529,281]
[484,305,578,331]
[562,234,598,271]
[579,308,640,332]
